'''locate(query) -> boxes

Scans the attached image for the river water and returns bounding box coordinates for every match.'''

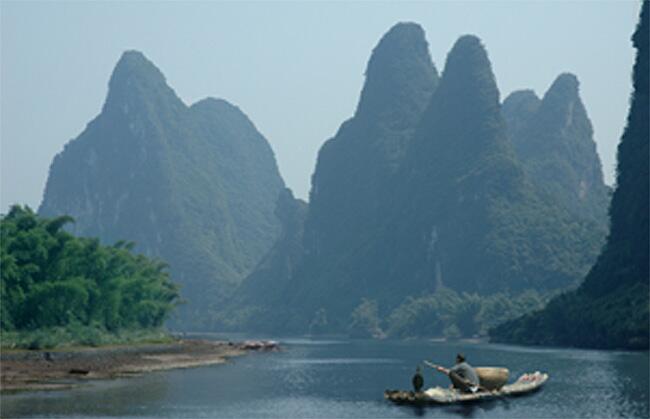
[2,337,648,418]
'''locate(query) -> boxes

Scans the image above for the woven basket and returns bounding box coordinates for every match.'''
[475,367,509,390]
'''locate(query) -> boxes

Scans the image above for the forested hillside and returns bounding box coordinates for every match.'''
[503,73,610,226]
[32,25,618,340]
[491,1,649,350]
[232,26,609,337]
[39,51,285,329]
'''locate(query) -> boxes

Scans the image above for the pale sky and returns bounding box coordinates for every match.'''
[0,1,641,213]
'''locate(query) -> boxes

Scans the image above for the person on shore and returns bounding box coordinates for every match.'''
[433,353,479,393]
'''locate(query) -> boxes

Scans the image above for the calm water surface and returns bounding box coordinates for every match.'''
[2,337,648,418]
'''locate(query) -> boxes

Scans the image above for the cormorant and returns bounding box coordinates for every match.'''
[412,366,424,393]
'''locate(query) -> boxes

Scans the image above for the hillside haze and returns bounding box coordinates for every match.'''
[503,73,610,226]
[491,1,649,350]
[391,35,605,295]
[39,51,285,329]
[37,23,616,338]
[305,22,438,257]
[298,23,439,318]
[227,22,439,332]
[232,28,609,335]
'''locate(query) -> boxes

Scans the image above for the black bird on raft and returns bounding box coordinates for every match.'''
[412,366,424,392]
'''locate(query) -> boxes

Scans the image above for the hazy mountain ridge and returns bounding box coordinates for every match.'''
[222,23,438,333]
[503,73,610,226]
[224,188,308,331]
[390,35,604,296]
[36,24,620,340]
[490,2,649,350]
[232,29,609,335]
[305,22,439,257]
[39,51,285,329]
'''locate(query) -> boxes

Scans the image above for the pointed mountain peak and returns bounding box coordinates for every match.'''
[191,97,238,114]
[544,72,580,102]
[411,34,511,168]
[502,90,541,131]
[109,50,167,91]
[448,35,488,61]
[355,22,438,123]
[503,89,540,111]
[536,73,590,135]
[441,35,495,92]
[428,34,500,123]
[452,34,484,51]
[117,50,156,67]
[103,50,182,114]
[189,97,258,134]
[368,22,428,63]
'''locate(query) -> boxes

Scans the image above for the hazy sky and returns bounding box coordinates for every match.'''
[1,1,641,213]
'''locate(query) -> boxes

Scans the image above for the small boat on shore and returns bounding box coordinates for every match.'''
[385,371,548,405]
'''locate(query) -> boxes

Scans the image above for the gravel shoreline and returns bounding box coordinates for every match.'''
[1,339,278,392]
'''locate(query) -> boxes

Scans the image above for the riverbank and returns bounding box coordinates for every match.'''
[1,339,278,392]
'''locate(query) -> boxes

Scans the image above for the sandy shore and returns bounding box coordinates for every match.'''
[1,339,277,392]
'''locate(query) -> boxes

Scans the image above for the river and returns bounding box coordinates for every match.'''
[2,337,648,418]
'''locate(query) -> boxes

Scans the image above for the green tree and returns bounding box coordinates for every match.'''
[1,205,179,336]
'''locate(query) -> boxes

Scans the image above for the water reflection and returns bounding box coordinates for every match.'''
[284,358,400,365]
[610,351,650,418]
[1,339,648,418]
[2,373,171,417]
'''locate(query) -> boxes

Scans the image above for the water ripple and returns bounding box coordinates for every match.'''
[283,358,402,365]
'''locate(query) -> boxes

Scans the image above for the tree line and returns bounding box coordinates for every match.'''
[1,205,179,337]
[313,287,550,339]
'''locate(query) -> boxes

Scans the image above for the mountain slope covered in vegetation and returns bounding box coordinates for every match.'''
[502,73,610,226]
[491,2,649,350]
[233,28,608,337]
[39,51,285,329]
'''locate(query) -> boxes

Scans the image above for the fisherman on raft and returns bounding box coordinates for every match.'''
[432,353,480,393]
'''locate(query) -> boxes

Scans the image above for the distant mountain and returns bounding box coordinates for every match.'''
[503,74,610,226]
[233,28,608,335]
[490,1,649,350]
[39,51,285,329]
[230,22,440,333]
[304,22,438,259]
[225,188,308,331]
[392,35,604,296]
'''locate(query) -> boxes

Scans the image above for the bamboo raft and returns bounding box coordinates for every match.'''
[385,371,548,405]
